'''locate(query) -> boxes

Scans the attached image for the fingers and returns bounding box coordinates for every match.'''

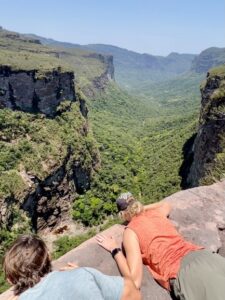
[67,262,78,268]
[96,234,108,243]
[59,262,78,271]
[96,234,113,241]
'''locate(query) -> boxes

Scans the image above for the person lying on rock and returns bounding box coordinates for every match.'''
[3,234,141,300]
[96,192,225,300]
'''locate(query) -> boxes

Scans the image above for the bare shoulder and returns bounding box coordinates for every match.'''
[123,228,140,252]
[144,201,172,218]
[123,228,139,242]
[160,201,172,217]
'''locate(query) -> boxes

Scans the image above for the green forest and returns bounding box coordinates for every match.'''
[0,28,224,293]
[0,75,203,292]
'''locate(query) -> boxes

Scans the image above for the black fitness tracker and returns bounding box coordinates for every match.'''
[111,248,122,258]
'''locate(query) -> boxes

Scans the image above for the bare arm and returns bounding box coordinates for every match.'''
[144,201,172,217]
[110,251,141,300]
[96,234,141,300]
[96,234,131,278]
[123,228,143,289]
[114,253,141,300]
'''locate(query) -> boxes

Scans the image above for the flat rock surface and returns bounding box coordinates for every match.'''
[1,180,225,300]
[166,180,225,253]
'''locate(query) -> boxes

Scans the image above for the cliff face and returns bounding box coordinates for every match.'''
[0,66,100,232]
[21,149,97,232]
[92,54,114,88]
[0,27,115,101]
[0,66,75,117]
[187,65,225,186]
[76,52,115,97]
[0,101,100,232]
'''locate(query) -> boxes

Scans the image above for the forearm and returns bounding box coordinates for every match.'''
[114,251,142,289]
[96,234,140,286]
[114,251,132,279]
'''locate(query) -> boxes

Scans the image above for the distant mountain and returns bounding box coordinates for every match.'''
[24,34,196,89]
[83,44,195,73]
[24,34,225,91]
[191,47,225,73]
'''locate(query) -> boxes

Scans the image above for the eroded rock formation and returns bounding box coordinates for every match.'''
[0,64,100,232]
[187,65,225,186]
[0,66,75,117]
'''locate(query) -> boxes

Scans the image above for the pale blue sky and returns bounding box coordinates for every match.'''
[0,0,224,55]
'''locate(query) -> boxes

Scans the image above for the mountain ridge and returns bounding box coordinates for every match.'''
[24,32,225,91]
[24,33,196,88]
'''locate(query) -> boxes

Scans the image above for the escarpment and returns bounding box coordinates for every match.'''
[0,28,124,233]
[0,64,100,232]
[0,66,75,117]
[91,54,115,90]
[186,65,225,186]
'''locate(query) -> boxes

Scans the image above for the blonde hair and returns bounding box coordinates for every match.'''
[119,196,144,221]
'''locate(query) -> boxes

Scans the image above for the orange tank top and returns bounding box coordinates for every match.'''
[127,208,203,290]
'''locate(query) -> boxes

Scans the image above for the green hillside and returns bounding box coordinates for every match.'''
[191,47,225,73]
[24,34,196,89]
[82,45,196,88]
[0,28,211,293]
[0,28,108,93]
[79,75,202,224]
[0,30,102,291]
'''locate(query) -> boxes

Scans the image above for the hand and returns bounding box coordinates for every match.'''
[96,234,119,252]
[59,262,79,271]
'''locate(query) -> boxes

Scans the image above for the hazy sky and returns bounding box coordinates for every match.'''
[0,0,224,56]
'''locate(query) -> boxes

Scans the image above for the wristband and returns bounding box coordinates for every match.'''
[111,247,122,258]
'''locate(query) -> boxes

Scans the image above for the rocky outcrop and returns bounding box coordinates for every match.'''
[86,53,114,82]
[81,53,115,97]
[187,65,225,186]
[0,135,99,232]
[21,152,94,231]
[0,66,99,232]
[0,66,75,117]
[1,180,225,300]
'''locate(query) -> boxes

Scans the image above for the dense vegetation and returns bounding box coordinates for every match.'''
[1,28,224,294]
[0,28,107,92]
[191,47,225,73]
[33,35,196,90]
[0,101,98,198]
[0,99,100,289]
[69,71,203,225]
[53,218,120,259]
[0,66,204,294]
[82,78,202,206]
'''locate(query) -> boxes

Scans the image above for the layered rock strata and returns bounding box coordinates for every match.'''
[0,66,75,117]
